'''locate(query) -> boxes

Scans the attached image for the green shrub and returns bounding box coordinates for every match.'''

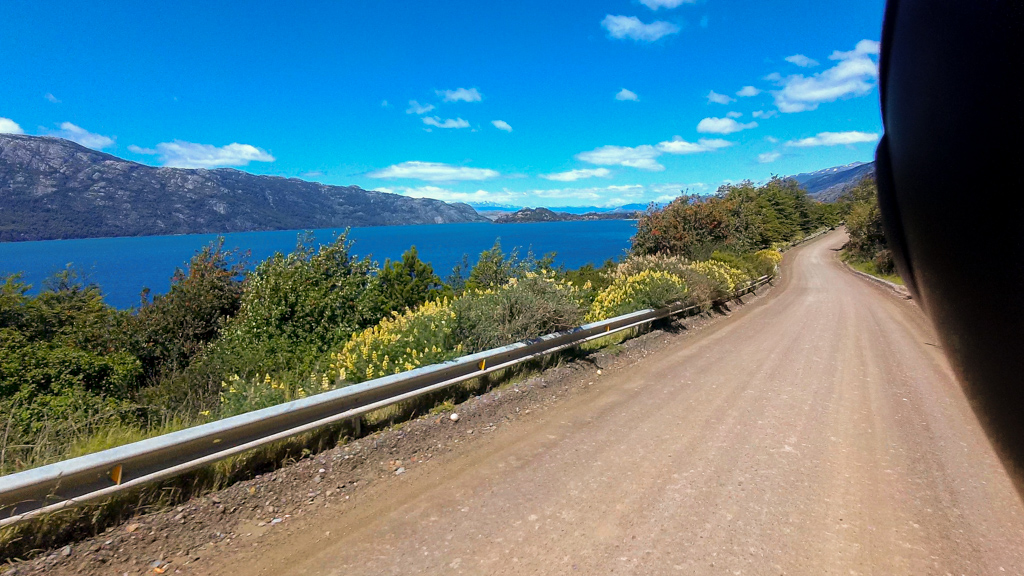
[188,233,381,404]
[0,338,139,474]
[0,274,30,331]
[122,239,246,385]
[710,251,759,280]
[375,246,450,314]
[454,273,585,352]
[11,268,125,355]
[675,268,718,310]
[466,239,518,291]
[561,260,616,304]
[0,270,143,474]
[465,239,555,291]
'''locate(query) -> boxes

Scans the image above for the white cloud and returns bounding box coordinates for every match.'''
[736,86,761,97]
[492,120,513,132]
[406,100,435,115]
[615,88,639,101]
[656,137,732,154]
[830,39,880,60]
[541,168,612,182]
[784,54,819,68]
[436,88,482,103]
[726,111,742,118]
[752,110,777,119]
[639,0,696,9]
[45,93,61,104]
[697,117,758,134]
[575,144,664,171]
[422,116,470,129]
[382,182,698,209]
[574,133,733,173]
[574,136,731,173]
[758,151,781,163]
[369,161,500,182]
[51,122,115,149]
[129,140,275,168]
[376,186,520,205]
[0,117,24,134]
[772,39,880,113]
[707,90,734,104]
[651,182,707,195]
[601,15,680,42]
[786,131,878,147]
[764,136,780,143]
[532,184,645,202]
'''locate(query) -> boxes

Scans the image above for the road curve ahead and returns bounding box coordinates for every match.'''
[227,231,1024,575]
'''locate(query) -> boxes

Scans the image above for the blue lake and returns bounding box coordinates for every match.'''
[0,220,637,309]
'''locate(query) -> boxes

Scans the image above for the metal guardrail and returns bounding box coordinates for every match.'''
[0,271,779,527]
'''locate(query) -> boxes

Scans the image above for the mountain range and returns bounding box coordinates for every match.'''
[1,133,874,242]
[790,161,876,201]
[0,134,486,242]
[493,207,642,224]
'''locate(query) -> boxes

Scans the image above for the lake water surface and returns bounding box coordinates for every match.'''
[0,220,637,308]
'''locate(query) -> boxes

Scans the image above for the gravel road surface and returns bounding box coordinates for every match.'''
[204,230,1024,575]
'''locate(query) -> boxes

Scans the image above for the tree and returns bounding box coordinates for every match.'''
[632,178,833,258]
[841,177,893,272]
[631,194,737,259]
[196,232,381,384]
[467,239,517,290]
[445,254,472,295]
[0,274,30,332]
[124,238,247,383]
[377,246,448,313]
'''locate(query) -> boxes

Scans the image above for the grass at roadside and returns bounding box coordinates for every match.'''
[841,252,904,285]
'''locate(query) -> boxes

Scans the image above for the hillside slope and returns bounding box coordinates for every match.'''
[0,135,487,241]
[494,207,640,223]
[790,161,876,201]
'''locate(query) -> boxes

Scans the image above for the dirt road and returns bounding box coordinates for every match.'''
[211,231,1024,575]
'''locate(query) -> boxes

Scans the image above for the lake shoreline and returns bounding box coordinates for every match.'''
[0,220,637,309]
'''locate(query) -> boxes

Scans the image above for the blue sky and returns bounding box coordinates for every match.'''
[0,0,885,208]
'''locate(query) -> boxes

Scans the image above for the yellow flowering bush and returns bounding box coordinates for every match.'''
[330,298,461,384]
[612,253,691,280]
[754,249,783,275]
[686,260,747,294]
[219,372,332,416]
[587,270,688,322]
[722,264,750,289]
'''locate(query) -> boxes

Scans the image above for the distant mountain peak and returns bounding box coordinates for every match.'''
[789,160,875,202]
